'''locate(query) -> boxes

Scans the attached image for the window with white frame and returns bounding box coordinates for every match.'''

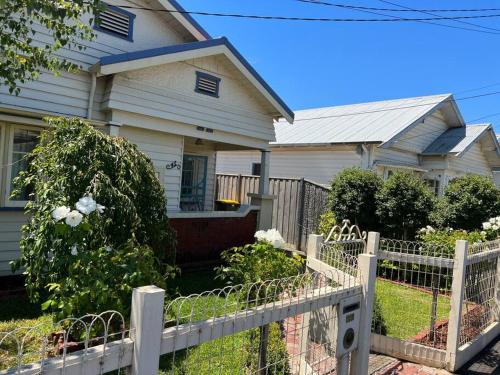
[5,126,40,206]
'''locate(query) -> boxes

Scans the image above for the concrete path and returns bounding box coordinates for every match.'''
[457,336,500,375]
[368,335,500,374]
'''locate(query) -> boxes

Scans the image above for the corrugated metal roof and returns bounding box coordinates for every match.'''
[422,124,490,155]
[272,94,453,145]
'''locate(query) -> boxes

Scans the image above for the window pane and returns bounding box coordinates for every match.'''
[10,128,40,201]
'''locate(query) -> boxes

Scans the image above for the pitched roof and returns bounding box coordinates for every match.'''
[422,124,490,156]
[272,94,463,146]
[94,38,294,123]
[158,0,211,41]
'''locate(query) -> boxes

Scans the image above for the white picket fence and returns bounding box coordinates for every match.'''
[0,235,377,375]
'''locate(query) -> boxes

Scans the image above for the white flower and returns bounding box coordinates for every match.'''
[481,231,487,236]
[496,216,500,224]
[254,228,285,249]
[71,245,78,256]
[483,222,492,230]
[65,210,83,227]
[489,218,496,224]
[75,196,97,215]
[426,225,435,233]
[105,246,112,253]
[96,204,106,214]
[52,206,70,221]
[492,224,499,231]
[254,230,267,241]
[418,228,426,234]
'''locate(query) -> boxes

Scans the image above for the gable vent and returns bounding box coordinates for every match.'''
[95,4,135,41]
[195,71,221,98]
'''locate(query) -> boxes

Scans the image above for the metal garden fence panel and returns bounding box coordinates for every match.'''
[1,264,372,375]
[216,174,330,251]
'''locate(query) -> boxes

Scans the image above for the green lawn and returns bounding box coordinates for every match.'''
[376,278,450,340]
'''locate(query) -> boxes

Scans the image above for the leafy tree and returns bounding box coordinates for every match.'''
[376,171,434,239]
[328,167,382,231]
[433,175,500,231]
[0,0,102,94]
[12,117,176,319]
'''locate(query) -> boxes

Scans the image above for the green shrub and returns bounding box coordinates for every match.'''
[376,171,434,239]
[12,117,176,320]
[217,239,303,286]
[417,227,485,256]
[434,175,500,231]
[328,167,382,231]
[316,211,336,236]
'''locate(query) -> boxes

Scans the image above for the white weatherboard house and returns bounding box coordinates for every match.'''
[0,0,293,273]
[217,94,500,194]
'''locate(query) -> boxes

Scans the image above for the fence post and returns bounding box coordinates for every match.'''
[296,178,306,251]
[350,232,379,375]
[130,285,165,375]
[236,174,242,202]
[306,233,323,259]
[445,240,468,372]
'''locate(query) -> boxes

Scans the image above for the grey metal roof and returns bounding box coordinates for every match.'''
[422,124,490,156]
[272,94,457,146]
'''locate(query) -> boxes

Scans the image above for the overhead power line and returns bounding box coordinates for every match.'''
[296,0,500,13]
[292,91,500,122]
[376,0,500,34]
[296,0,500,34]
[111,4,500,23]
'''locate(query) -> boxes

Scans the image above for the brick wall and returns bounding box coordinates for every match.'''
[169,210,258,264]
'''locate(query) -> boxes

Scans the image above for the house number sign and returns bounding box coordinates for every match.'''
[166,161,182,170]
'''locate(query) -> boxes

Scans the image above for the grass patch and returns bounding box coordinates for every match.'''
[376,278,450,340]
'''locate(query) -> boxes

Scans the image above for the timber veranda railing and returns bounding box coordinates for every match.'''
[216,173,330,251]
[319,221,500,372]
[0,263,374,375]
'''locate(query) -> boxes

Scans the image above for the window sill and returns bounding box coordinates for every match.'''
[0,207,25,212]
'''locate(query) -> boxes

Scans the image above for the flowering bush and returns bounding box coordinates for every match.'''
[482,216,500,240]
[217,229,303,286]
[417,225,485,256]
[254,228,286,249]
[11,117,175,320]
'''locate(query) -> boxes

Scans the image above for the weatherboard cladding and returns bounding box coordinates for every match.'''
[98,37,294,121]
[272,94,452,145]
[422,124,490,155]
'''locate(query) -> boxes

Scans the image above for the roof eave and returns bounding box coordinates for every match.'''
[93,38,294,123]
[158,0,211,41]
[380,94,464,149]
[270,141,381,148]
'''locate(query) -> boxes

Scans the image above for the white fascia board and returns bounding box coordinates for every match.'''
[97,45,226,75]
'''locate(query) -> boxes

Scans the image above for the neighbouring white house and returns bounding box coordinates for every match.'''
[217,94,500,195]
[0,0,294,273]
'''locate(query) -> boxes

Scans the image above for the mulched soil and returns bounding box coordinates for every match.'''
[412,304,485,349]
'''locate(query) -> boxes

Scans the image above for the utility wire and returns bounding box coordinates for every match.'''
[296,1,500,13]
[110,4,500,23]
[377,0,500,34]
[296,0,500,34]
[468,112,500,123]
[292,91,500,122]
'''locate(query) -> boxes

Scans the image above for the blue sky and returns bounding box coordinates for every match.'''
[180,0,500,129]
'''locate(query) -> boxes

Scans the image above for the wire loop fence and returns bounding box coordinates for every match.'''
[0,310,131,374]
[162,270,360,375]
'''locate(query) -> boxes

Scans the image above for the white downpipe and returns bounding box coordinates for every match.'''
[87,72,97,119]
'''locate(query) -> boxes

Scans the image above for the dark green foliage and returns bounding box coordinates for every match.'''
[328,167,382,231]
[12,117,176,319]
[432,174,500,231]
[376,171,434,239]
